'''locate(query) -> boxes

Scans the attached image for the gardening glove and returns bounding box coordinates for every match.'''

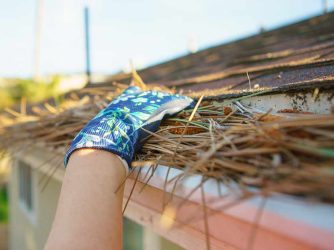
[64,86,194,170]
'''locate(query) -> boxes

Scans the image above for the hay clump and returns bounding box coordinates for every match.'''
[1,82,334,203]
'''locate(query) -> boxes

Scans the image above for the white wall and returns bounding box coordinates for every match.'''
[9,160,61,250]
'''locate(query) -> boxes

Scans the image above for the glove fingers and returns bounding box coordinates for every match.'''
[144,98,194,125]
[133,98,193,154]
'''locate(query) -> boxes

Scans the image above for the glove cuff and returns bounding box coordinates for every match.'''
[64,114,138,168]
[64,143,131,170]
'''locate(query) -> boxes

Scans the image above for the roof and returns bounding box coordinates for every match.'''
[96,12,334,96]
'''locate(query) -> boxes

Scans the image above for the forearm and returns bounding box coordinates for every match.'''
[45,149,126,250]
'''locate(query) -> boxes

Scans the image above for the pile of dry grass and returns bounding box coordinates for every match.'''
[1,81,334,204]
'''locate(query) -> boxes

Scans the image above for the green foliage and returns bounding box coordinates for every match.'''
[0,89,14,110]
[0,186,8,222]
[0,75,61,110]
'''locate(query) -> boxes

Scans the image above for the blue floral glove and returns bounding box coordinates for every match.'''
[64,86,194,169]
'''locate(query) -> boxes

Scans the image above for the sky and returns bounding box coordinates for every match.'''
[0,0,333,78]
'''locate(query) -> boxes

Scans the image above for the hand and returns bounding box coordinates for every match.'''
[64,86,194,169]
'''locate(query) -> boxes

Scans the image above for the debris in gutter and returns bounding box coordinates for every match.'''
[1,81,334,204]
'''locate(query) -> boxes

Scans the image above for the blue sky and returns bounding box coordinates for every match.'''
[0,0,333,77]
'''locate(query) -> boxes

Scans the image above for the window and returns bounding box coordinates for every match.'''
[18,161,33,212]
[123,218,184,250]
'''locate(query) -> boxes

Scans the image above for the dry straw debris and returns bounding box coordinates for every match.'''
[1,81,334,204]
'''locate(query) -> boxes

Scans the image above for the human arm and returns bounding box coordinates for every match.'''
[44,86,193,249]
[45,149,126,250]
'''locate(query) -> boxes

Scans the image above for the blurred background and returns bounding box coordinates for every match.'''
[0,0,333,109]
[0,1,334,249]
